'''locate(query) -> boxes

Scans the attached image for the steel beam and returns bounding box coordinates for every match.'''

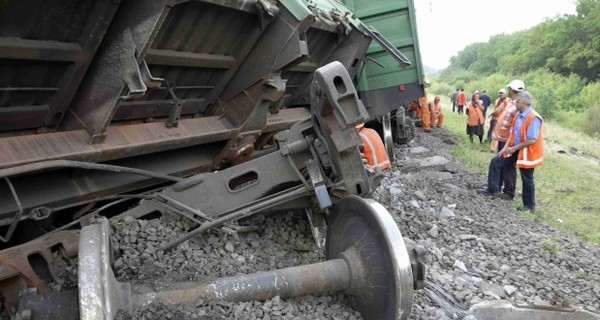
[0,38,83,62]
[145,49,236,69]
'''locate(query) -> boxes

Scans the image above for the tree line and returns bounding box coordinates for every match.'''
[432,0,600,136]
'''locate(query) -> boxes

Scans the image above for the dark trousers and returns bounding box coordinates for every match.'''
[452,103,456,112]
[496,141,516,197]
[457,105,464,114]
[487,119,496,142]
[520,168,535,208]
[487,147,516,198]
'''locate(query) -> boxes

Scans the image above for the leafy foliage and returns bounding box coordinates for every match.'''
[435,0,600,135]
[447,0,600,82]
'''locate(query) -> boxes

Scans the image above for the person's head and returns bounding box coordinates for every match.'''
[456,88,459,91]
[461,88,464,91]
[515,91,533,112]
[471,92,479,102]
[482,90,486,93]
[507,79,525,98]
[498,88,506,98]
[434,95,441,102]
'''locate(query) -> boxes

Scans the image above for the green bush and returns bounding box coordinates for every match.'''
[553,110,586,133]
[434,66,600,136]
[584,104,600,136]
[429,77,454,98]
[579,82,600,108]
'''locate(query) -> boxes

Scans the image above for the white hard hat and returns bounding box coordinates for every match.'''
[507,79,525,92]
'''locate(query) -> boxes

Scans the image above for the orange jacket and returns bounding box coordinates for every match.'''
[359,127,391,170]
[418,96,429,108]
[466,101,484,126]
[508,110,544,169]
[432,97,442,114]
[457,91,466,105]
[492,99,517,142]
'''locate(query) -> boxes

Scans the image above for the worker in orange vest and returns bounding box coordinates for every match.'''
[430,96,444,128]
[418,96,431,132]
[478,91,543,211]
[466,92,485,143]
[409,100,421,119]
[456,88,466,115]
[357,124,392,170]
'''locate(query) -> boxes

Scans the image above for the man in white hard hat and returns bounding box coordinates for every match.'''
[477,79,524,200]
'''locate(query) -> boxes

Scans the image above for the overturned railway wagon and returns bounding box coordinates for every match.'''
[0,0,426,319]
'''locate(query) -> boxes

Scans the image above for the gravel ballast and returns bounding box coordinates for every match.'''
[110,127,600,319]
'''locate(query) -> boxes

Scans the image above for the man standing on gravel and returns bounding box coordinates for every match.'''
[479,80,524,200]
[478,91,543,212]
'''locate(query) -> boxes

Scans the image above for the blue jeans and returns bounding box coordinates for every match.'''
[520,168,535,208]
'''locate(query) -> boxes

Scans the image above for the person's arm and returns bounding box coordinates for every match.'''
[477,100,484,111]
[506,139,536,155]
[506,117,541,154]
[490,104,505,118]
[496,125,515,158]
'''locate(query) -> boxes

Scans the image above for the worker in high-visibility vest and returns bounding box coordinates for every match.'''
[430,95,444,128]
[418,96,431,132]
[356,124,392,170]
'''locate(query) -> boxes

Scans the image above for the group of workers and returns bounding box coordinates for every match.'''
[358,87,448,171]
[474,80,544,212]
[356,79,543,212]
[409,95,445,133]
[407,80,544,212]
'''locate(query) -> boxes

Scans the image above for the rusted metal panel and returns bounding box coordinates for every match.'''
[0,108,308,170]
[61,0,276,143]
[60,0,173,143]
[0,0,121,131]
[0,116,234,169]
[0,231,79,313]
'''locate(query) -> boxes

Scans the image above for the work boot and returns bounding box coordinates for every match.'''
[495,193,514,201]
[516,206,535,212]
[476,188,498,196]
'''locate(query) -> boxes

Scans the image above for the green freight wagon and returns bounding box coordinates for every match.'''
[343,0,425,144]
[344,0,425,113]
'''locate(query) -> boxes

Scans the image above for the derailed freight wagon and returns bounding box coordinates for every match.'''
[343,0,425,145]
[0,0,426,319]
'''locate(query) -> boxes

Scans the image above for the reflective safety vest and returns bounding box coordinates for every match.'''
[432,99,442,114]
[457,91,466,105]
[492,99,517,142]
[358,127,391,170]
[508,110,544,169]
[491,97,507,120]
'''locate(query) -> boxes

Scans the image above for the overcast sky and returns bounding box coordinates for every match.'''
[413,0,577,71]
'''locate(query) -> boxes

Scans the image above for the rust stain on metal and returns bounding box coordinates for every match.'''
[0,116,236,169]
[0,230,79,313]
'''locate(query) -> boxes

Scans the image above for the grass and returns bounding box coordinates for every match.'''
[542,240,561,253]
[575,271,591,281]
[435,96,600,244]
